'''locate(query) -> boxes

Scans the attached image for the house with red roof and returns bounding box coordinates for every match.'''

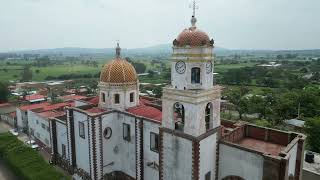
[24,94,47,104]
[0,103,17,127]
[16,102,50,132]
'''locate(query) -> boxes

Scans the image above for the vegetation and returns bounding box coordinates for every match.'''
[0,82,9,103]
[0,133,69,180]
[305,117,320,153]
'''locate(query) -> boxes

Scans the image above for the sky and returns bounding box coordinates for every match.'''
[0,0,319,52]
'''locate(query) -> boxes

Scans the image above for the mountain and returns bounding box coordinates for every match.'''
[8,44,230,56]
[3,45,320,57]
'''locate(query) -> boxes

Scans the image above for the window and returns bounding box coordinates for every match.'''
[102,92,106,102]
[205,171,211,180]
[222,176,244,180]
[174,103,185,131]
[62,144,66,158]
[103,127,112,139]
[36,132,40,138]
[114,94,120,104]
[205,103,213,131]
[41,123,46,129]
[123,123,131,141]
[130,92,134,103]
[47,126,50,132]
[36,120,39,124]
[191,67,201,84]
[79,122,85,139]
[150,132,159,152]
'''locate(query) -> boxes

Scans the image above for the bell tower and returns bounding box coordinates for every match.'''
[160,1,221,179]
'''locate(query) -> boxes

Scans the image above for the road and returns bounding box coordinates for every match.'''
[0,121,19,180]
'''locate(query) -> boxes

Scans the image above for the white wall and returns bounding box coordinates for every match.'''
[73,111,90,173]
[75,100,89,107]
[101,112,136,178]
[287,143,298,177]
[16,108,27,131]
[218,144,264,180]
[200,133,217,180]
[56,120,69,159]
[171,46,214,90]
[162,133,193,180]
[143,120,160,180]
[99,83,139,110]
[28,111,51,147]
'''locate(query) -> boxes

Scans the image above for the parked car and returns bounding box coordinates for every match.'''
[24,140,39,150]
[9,129,18,136]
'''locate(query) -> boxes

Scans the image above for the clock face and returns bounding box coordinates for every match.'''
[175,61,186,74]
[206,61,213,74]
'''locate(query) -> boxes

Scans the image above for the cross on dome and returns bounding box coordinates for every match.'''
[116,41,121,58]
[190,0,198,27]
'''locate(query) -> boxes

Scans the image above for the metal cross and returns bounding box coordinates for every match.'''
[190,0,199,17]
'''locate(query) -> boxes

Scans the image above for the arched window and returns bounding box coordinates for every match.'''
[191,67,201,84]
[102,92,106,102]
[114,94,120,104]
[222,176,244,180]
[205,103,213,131]
[173,102,185,131]
[130,92,134,103]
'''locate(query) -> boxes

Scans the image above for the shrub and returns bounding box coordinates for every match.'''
[0,133,69,180]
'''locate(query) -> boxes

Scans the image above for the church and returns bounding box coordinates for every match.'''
[48,9,306,180]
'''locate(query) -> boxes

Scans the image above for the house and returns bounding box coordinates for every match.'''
[0,103,17,127]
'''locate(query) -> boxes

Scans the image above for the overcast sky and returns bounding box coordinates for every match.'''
[0,0,319,52]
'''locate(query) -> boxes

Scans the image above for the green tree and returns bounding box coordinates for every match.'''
[21,65,33,82]
[0,82,10,103]
[305,117,320,153]
[225,86,249,119]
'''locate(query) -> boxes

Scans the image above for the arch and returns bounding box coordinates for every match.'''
[205,103,213,131]
[191,67,201,84]
[173,102,185,131]
[222,176,245,180]
[114,94,120,104]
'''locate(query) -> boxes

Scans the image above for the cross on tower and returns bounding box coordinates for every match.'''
[116,40,121,58]
[190,0,199,17]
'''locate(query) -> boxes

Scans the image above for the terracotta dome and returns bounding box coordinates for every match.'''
[173,16,214,47]
[100,58,137,84]
[174,27,213,47]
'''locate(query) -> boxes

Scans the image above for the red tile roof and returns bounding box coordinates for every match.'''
[86,96,99,105]
[86,107,108,114]
[38,111,65,118]
[25,94,47,101]
[20,102,50,111]
[127,105,162,122]
[58,95,87,101]
[41,102,74,111]
[9,111,16,118]
[0,103,11,108]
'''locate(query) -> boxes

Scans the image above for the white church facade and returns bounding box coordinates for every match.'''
[48,12,306,180]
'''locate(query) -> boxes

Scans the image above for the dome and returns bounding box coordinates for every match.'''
[100,58,137,84]
[173,16,214,47]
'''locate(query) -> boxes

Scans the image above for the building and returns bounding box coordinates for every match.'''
[43,10,307,180]
[0,103,17,127]
[16,102,50,132]
[302,151,320,180]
